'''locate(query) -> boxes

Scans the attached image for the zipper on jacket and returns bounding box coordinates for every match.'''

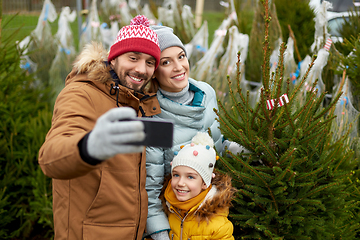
[180,211,190,240]
[171,207,190,240]
[135,157,142,239]
[180,219,184,240]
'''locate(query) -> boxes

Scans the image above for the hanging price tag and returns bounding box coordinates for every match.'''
[266,94,289,110]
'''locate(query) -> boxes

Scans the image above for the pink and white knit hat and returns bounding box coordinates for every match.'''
[108,15,161,68]
[171,132,218,188]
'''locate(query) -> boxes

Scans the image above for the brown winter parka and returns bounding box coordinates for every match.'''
[38,42,161,240]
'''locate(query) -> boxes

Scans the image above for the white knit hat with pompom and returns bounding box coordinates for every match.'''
[171,132,217,188]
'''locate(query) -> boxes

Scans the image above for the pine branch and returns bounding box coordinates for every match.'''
[282,100,296,131]
[246,185,271,196]
[251,99,264,130]
[215,103,242,132]
[261,0,271,91]
[227,151,279,212]
[313,91,341,122]
[217,156,245,186]
[334,149,353,173]
[296,167,324,181]
[273,42,286,99]
[295,91,318,127]
[255,136,278,165]
[300,182,340,202]
[269,166,291,186]
[289,55,316,101]
[278,148,296,166]
[227,77,247,123]
[215,107,256,152]
[299,119,334,145]
[303,116,335,138]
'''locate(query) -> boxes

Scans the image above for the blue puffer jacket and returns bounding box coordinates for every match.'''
[145,78,223,236]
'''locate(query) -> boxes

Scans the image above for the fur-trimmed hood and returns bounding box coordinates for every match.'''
[66,42,111,85]
[62,41,161,116]
[194,172,236,221]
[163,171,237,222]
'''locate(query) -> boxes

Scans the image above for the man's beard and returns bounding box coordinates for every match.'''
[118,71,149,93]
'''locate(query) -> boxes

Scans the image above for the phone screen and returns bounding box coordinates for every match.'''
[129,118,174,148]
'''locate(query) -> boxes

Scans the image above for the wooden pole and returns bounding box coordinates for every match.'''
[287,24,302,62]
[0,0,2,40]
[195,0,205,28]
[77,0,83,45]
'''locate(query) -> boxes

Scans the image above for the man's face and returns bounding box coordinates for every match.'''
[111,52,156,92]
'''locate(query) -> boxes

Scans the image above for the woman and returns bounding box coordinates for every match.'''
[145,26,242,240]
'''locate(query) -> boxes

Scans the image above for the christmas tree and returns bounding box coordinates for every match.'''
[214,0,360,239]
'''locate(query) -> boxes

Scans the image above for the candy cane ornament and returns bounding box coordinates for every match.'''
[324,38,332,51]
[266,94,289,110]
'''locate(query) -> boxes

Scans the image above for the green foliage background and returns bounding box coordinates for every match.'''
[0,9,228,239]
[244,0,315,83]
[0,17,54,239]
[274,0,315,61]
[1,1,359,239]
[214,1,360,238]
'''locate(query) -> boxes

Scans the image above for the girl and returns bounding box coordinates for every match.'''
[162,132,236,240]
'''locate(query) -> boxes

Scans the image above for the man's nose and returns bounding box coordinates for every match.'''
[134,60,147,74]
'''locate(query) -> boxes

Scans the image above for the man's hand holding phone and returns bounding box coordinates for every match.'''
[87,107,173,161]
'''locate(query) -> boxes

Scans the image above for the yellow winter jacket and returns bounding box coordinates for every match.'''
[163,173,236,240]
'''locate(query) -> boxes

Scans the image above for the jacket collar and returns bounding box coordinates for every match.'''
[108,81,160,116]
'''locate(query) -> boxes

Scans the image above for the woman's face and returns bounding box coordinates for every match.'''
[154,46,189,92]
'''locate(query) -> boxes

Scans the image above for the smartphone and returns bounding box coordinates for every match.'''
[126,118,174,148]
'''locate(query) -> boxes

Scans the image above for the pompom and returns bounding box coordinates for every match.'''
[130,15,150,27]
[191,132,214,148]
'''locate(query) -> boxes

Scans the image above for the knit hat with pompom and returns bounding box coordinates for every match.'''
[108,15,161,68]
[171,132,218,188]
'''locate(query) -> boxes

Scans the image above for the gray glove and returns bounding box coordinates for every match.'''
[87,107,145,160]
[151,231,170,240]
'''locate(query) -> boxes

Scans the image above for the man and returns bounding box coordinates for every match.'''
[38,15,161,240]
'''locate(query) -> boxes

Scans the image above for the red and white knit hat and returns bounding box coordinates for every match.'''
[108,15,161,68]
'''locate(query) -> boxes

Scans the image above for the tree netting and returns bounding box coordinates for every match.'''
[49,6,77,105]
[17,0,360,145]
[332,74,360,153]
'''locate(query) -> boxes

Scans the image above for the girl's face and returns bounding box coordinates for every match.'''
[171,166,207,202]
[154,46,189,92]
